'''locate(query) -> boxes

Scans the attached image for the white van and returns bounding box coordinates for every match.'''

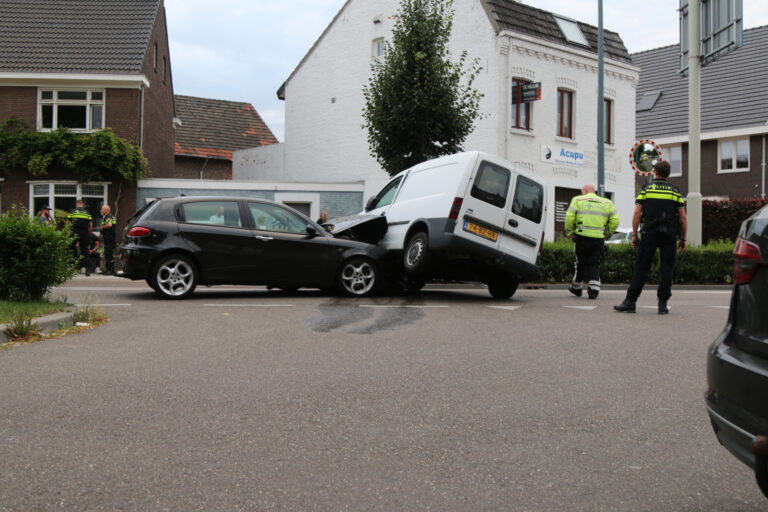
[361,151,547,298]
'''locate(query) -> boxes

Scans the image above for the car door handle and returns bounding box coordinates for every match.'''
[254,235,273,241]
[508,219,519,228]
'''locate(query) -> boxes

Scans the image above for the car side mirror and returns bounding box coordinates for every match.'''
[306,224,318,236]
[365,196,378,212]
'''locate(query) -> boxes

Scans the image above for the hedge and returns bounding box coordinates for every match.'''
[538,238,734,285]
[703,198,768,243]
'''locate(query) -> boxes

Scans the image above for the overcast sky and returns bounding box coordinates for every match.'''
[164,0,768,141]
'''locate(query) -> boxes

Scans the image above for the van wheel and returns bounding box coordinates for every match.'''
[403,231,429,276]
[150,254,198,299]
[488,275,519,299]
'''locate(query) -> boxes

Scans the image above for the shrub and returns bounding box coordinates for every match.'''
[703,198,768,243]
[538,238,734,285]
[0,205,79,301]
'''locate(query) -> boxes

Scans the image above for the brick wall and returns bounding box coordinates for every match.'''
[0,86,36,127]
[174,156,232,180]
[139,2,176,178]
[105,88,140,142]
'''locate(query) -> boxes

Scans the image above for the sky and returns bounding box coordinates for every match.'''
[164,0,768,142]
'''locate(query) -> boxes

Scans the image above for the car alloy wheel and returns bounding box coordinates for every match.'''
[153,255,197,299]
[339,257,377,296]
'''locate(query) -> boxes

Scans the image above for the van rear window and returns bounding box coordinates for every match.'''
[511,175,543,223]
[471,162,510,208]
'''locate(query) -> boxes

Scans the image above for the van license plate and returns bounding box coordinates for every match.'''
[463,221,498,241]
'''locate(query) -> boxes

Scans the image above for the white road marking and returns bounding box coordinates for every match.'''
[709,306,730,309]
[359,305,450,308]
[562,306,597,310]
[74,303,132,307]
[203,304,294,307]
[488,306,522,311]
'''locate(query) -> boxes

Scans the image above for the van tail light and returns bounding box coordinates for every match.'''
[449,197,463,221]
[127,226,151,237]
[733,237,761,285]
[539,232,545,254]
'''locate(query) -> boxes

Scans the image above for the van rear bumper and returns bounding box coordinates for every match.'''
[425,218,539,280]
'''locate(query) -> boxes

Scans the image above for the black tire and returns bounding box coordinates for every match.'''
[400,275,426,294]
[149,254,198,299]
[488,274,519,299]
[403,231,430,276]
[337,257,378,297]
[756,457,768,500]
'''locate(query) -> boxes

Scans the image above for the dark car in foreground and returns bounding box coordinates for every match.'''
[118,197,388,298]
[706,204,768,500]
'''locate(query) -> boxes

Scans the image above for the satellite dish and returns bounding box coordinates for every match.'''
[629,140,662,176]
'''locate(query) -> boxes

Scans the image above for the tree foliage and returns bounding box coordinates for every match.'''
[362,0,484,176]
[0,117,149,182]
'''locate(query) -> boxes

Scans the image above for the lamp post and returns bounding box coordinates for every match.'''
[597,0,605,197]
[687,0,702,246]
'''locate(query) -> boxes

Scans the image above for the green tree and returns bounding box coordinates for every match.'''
[362,0,484,176]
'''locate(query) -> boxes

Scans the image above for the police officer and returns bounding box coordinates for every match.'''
[67,199,93,276]
[565,184,619,299]
[99,204,116,275]
[614,160,688,314]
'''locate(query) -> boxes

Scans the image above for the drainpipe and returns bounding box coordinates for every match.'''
[200,158,209,180]
[139,84,145,149]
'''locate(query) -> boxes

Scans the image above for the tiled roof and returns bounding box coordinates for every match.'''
[174,95,279,161]
[632,25,768,138]
[484,0,632,63]
[0,0,160,74]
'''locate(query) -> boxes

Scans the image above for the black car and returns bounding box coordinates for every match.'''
[118,197,388,298]
[706,204,768,500]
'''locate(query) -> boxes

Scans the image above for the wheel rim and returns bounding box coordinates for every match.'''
[405,238,424,267]
[341,260,376,295]
[156,258,194,296]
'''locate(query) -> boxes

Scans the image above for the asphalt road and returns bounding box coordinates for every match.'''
[0,276,763,511]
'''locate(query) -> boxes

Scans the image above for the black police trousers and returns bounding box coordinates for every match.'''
[102,237,114,273]
[626,229,678,302]
[571,235,605,294]
[72,230,90,269]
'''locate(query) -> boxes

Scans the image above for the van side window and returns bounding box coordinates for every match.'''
[370,177,402,209]
[471,162,510,208]
[511,175,543,223]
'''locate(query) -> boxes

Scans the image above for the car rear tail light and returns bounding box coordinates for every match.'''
[538,232,545,254]
[733,237,761,285]
[449,197,463,221]
[127,226,151,237]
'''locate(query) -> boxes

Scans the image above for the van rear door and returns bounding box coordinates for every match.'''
[500,172,546,265]
[453,159,511,252]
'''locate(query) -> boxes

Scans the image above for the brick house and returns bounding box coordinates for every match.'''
[174,95,278,180]
[632,25,768,200]
[0,0,176,228]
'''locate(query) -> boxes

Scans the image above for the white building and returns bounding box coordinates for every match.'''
[234,0,640,239]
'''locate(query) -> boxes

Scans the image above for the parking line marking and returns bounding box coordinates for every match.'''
[488,306,522,311]
[562,306,597,310]
[359,305,450,308]
[709,306,729,309]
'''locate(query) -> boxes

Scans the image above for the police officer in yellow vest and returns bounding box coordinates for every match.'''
[67,199,93,276]
[565,184,620,299]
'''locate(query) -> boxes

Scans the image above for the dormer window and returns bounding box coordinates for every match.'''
[554,16,590,47]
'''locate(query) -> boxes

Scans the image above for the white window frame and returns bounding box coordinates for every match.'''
[663,144,683,177]
[717,137,750,174]
[372,38,385,59]
[37,88,106,133]
[28,181,109,217]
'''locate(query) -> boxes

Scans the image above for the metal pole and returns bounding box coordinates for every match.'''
[687,0,702,246]
[762,133,766,198]
[597,0,605,197]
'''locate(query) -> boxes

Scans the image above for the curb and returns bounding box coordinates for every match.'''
[0,311,74,344]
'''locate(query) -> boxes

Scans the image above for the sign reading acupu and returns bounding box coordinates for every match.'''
[540,144,585,167]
